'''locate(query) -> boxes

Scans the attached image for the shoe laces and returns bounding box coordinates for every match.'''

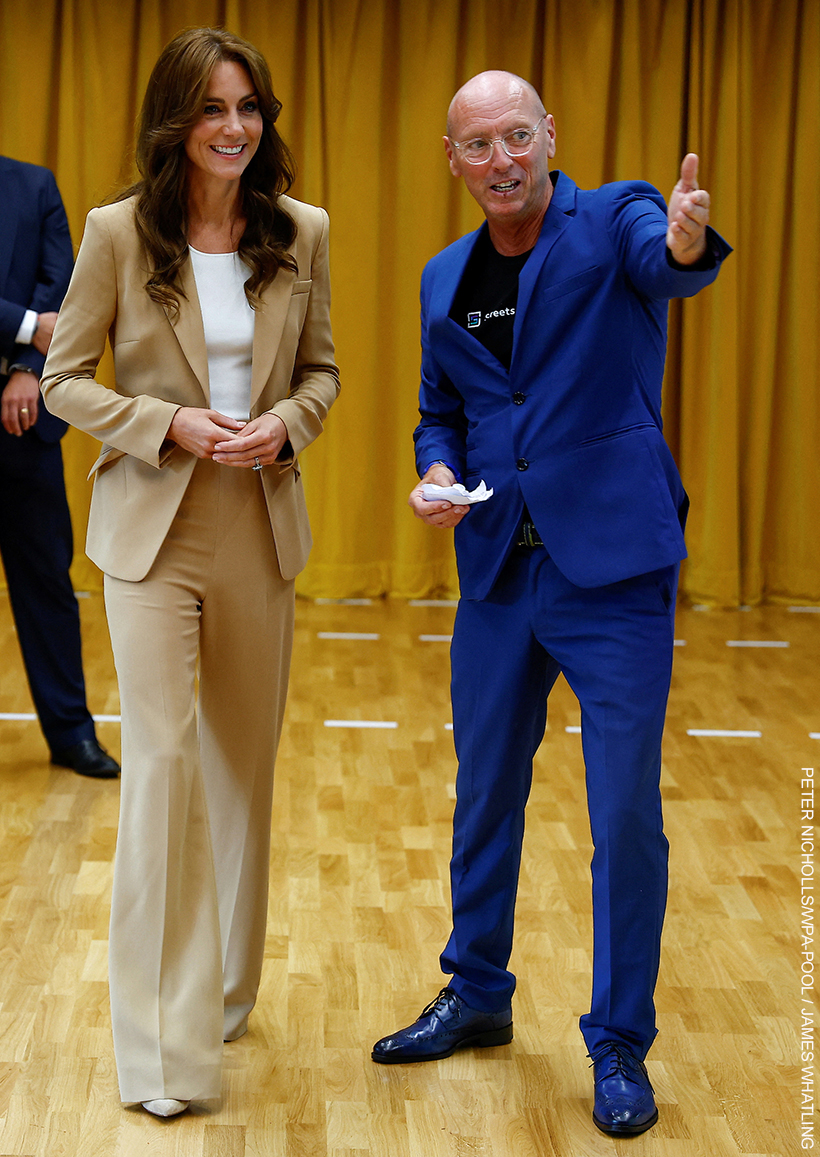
[588,1043,652,1090]
[423,987,462,1021]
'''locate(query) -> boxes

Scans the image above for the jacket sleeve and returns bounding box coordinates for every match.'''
[605,181,732,301]
[0,294,26,344]
[265,205,340,460]
[40,207,180,468]
[0,167,74,376]
[412,261,468,479]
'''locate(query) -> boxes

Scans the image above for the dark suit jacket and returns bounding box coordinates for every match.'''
[0,156,74,442]
[414,171,732,597]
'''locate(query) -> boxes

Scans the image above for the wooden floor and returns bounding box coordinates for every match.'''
[0,589,810,1156]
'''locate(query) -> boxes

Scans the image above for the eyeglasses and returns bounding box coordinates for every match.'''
[450,115,546,165]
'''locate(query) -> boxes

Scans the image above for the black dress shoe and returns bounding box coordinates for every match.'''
[590,1042,659,1135]
[50,738,120,779]
[372,987,513,1064]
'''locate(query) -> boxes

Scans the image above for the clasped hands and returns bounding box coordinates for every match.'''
[168,407,288,468]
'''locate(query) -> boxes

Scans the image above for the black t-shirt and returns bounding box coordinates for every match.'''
[449,228,532,370]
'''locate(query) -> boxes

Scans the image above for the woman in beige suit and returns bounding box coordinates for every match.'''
[41,28,339,1116]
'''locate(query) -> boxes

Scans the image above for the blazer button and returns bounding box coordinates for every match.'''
[512,392,526,404]
[516,458,529,471]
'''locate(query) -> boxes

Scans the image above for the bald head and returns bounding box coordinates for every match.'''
[442,69,556,253]
[446,71,546,139]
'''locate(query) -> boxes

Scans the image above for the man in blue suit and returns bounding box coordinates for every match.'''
[0,155,119,777]
[372,73,731,1135]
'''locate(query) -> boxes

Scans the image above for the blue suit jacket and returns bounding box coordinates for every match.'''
[414,171,732,597]
[0,156,73,443]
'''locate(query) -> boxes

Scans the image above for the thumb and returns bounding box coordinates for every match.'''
[679,152,699,190]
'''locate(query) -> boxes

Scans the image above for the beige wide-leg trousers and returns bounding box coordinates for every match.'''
[103,459,294,1103]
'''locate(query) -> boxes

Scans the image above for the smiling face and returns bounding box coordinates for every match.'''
[444,72,556,249]
[184,59,263,187]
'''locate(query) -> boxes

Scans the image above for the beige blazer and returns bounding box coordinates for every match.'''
[41,195,339,582]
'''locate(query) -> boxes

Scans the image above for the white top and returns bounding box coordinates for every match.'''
[188,247,254,421]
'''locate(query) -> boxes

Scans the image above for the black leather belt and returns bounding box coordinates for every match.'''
[516,522,544,548]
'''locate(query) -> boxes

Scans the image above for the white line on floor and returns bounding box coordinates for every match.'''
[313,598,373,605]
[323,720,397,729]
[317,632,380,640]
[726,640,789,647]
[687,728,762,738]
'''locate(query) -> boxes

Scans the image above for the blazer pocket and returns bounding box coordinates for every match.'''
[291,279,312,295]
[539,265,602,304]
[87,444,127,478]
[577,422,655,447]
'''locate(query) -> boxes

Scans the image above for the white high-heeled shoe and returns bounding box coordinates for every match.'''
[141,1099,189,1117]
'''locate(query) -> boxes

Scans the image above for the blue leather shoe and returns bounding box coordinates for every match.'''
[590,1042,659,1135]
[372,987,513,1063]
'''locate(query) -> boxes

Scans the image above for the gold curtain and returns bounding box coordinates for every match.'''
[1,0,817,606]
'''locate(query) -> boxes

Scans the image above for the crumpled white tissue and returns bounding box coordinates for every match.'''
[420,480,494,504]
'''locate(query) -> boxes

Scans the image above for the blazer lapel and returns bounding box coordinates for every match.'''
[167,257,210,403]
[511,171,576,361]
[164,253,297,410]
[250,265,296,409]
[439,316,509,375]
[429,226,515,370]
[432,226,483,320]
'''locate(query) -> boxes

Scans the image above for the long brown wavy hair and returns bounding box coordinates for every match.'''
[120,27,298,314]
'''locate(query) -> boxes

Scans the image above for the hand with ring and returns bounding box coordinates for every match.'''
[1,369,40,435]
[213,412,289,469]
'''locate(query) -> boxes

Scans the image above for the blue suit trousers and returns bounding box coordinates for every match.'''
[442,546,677,1060]
[0,425,94,750]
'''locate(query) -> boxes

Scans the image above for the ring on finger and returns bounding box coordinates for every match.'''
[252,456,263,471]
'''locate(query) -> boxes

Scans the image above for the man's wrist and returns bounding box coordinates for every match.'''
[666,230,718,271]
[422,459,462,483]
[6,363,38,378]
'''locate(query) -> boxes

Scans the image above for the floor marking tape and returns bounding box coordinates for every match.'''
[318,632,380,640]
[687,728,762,738]
[726,640,789,647]
[323,720,397,729]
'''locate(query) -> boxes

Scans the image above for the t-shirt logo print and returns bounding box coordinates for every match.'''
[467,311,482,328]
